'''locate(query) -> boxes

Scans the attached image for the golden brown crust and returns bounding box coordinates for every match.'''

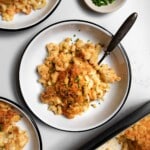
[0,102,28,150]
[118,115,150,150]
[37,38,121,119]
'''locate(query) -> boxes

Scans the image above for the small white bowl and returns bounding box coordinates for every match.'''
[84,0,127,13]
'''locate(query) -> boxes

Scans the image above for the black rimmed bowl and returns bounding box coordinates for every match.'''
[0,96,42,150]
[0,0,61,31]
[18,20,131,132]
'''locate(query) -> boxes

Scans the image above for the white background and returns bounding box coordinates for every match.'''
[0,0,150,149]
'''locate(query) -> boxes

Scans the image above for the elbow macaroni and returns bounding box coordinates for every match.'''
[0,102,28,150]
[0,0,46,21]
[37,37,121,119]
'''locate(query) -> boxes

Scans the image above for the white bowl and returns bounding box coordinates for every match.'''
[84,0,127,13]
[19,20,131,131]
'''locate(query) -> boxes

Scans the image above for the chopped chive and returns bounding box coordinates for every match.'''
[92,0,115,7]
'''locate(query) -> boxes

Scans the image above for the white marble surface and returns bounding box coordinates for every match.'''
[0,0,150,149]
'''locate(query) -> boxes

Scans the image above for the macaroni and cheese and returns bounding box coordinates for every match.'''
[97,115,150,150]
[0,101,28,150]
[37,37,121,119]
[0,0,46,21]
[118,115,150,150]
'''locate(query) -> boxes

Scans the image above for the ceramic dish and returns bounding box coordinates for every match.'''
[84,0,127,13]
[0,0,61,31]
[79,100,150,150]
[0,97,42,149]
[19,20,131,132]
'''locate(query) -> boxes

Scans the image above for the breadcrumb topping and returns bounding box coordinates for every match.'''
[37,38,121,119]
[0,102,28,150]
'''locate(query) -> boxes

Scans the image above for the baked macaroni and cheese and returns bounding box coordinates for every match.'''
[37,37,121,119]
[97,115,150,150]
[0,101,28,150]
[0,0,46,21]
[117,114,150,150]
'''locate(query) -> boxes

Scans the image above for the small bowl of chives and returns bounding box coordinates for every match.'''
[84,0,127,13]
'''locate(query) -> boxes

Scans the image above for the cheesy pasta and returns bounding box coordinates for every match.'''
[37,38,121,119]
[0,102,28,150]
[118,115,150,150]
[0,0,46,21]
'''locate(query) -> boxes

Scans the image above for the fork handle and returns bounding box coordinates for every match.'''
[98,12,138,65]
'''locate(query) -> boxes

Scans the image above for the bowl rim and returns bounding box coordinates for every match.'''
[18,19,132,132]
